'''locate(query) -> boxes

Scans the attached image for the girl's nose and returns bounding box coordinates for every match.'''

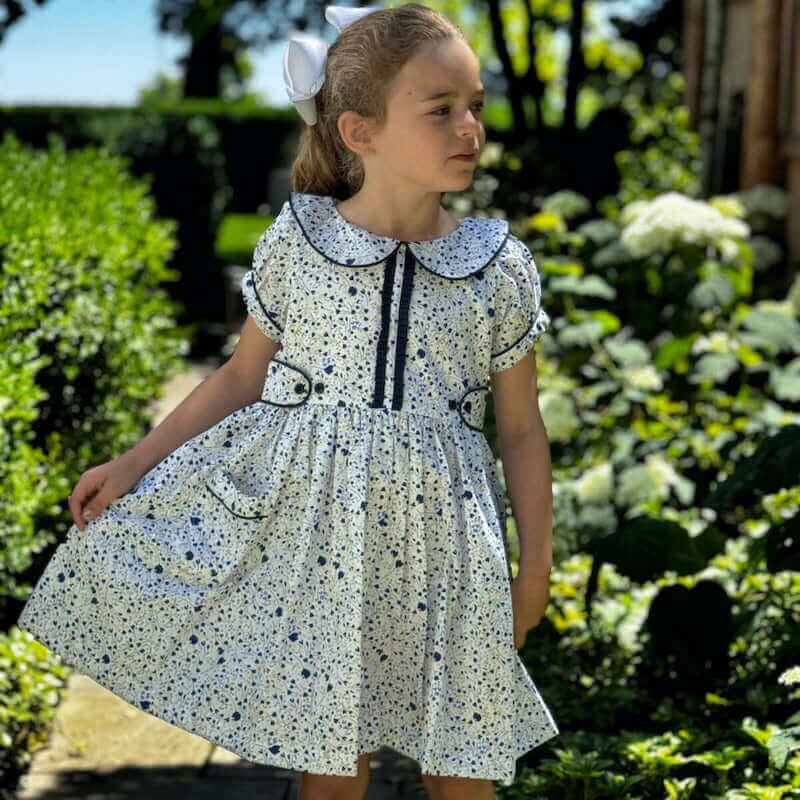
[457,108,483,135]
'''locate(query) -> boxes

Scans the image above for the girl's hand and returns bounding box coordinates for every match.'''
[68,453,143,531]
[510,567,552,650]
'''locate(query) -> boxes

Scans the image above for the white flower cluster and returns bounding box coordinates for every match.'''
[473,173,500,196]
[619,191,750,258]
[574,463,614,504]
[573,454,687,507]
[617,454,682,506]
[778,665,800,686]
[477,141,503,168]
[538,390,580,442]
[624,364,663,391]
[691,331,738,355]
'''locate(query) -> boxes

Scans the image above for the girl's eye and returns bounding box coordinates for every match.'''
[432,101,485,117]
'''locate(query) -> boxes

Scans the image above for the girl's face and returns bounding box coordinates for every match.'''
[368,37,486,192]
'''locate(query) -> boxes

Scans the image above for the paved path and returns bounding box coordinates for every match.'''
[17,360,431,799]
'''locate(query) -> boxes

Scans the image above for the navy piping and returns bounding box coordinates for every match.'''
[263,357,312,408]
[409,227,511,281]
[204,481,270,520]
[245,274,284,335]
[287,192,511,278]
[490,302,546,360]
[457,384,488,431]
[370,250,397,408]
[391,248,417,410]
[289,193,398,268]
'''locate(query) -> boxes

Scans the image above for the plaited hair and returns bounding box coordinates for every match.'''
[289,2,465,199]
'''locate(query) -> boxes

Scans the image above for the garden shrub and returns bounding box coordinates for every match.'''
[0,627,71,799]
[457,133,800,795]
[0,130,190,792]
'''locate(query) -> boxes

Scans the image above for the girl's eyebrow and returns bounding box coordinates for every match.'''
[421,87,485,102]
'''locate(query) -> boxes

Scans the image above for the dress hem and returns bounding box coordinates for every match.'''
[15,620,558,784]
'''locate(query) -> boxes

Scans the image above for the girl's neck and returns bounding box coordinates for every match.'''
[335,187,458,242]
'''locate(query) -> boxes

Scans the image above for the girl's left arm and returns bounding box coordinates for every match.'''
[490,349,553,579]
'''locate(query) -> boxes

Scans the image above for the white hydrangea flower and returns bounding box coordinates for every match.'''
[451,196,473,215]
[778,666,800,685]
[617,454,680,506]
[692,331,736,355]
[619,192,750,258]
[477,141,503,168]
[473,173,499,193]
[718,236,742,263]
[645,454,681,486]
[619,199,649,227]
[539,391,580,442]
[624,364,663,391]
[574,463,613,504]
[617,464,660,506]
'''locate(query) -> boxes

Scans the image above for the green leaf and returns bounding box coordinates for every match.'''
[689,274,736,309]
[606,339,651,367]
[550,274,616,300]
[738,309,800,354]
[704,425,800,508]
[592,516,707,582]
[691,352,739,384]
[768,358,800,401]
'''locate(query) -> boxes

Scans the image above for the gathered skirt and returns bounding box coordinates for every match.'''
[17,400,559,783]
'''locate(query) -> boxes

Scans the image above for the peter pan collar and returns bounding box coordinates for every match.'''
[288,191,509,279]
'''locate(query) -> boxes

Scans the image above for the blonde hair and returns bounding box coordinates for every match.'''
[289,2,465,200]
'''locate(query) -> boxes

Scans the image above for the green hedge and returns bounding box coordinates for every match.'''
[0,102,297,343]
[0,130,191,791]
[0,627,71,799]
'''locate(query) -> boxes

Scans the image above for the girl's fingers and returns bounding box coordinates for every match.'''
[69,477,101,529]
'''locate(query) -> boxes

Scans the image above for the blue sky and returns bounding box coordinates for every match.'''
[0,0,656,108]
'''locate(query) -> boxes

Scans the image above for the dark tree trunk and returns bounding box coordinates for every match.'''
[522,0,547,128]
[486,0,528,143]
[563,0,586,139]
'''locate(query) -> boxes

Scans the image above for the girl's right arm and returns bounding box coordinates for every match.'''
[69,316,280,530]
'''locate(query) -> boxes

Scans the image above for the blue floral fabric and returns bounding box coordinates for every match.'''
[17,191,558,784]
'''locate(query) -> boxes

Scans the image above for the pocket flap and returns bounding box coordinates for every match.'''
[205,469,278,519]
[261,358,312,407]
[458,385,488,431]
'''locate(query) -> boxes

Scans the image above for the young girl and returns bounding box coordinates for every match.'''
[17,3,558,798]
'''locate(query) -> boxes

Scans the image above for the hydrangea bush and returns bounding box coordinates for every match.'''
[457,139,800,795]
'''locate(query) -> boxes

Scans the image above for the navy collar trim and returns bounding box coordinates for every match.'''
[288,192,509,279]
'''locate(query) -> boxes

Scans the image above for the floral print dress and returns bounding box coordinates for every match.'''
[17,191,559,784]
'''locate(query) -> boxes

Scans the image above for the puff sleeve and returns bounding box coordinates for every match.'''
[241,201,292,343]
[489,235,551,374]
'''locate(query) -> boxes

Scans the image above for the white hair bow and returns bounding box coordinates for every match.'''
[283,4,383,125]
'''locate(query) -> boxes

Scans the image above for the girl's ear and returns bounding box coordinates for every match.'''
[337,110,377,157]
